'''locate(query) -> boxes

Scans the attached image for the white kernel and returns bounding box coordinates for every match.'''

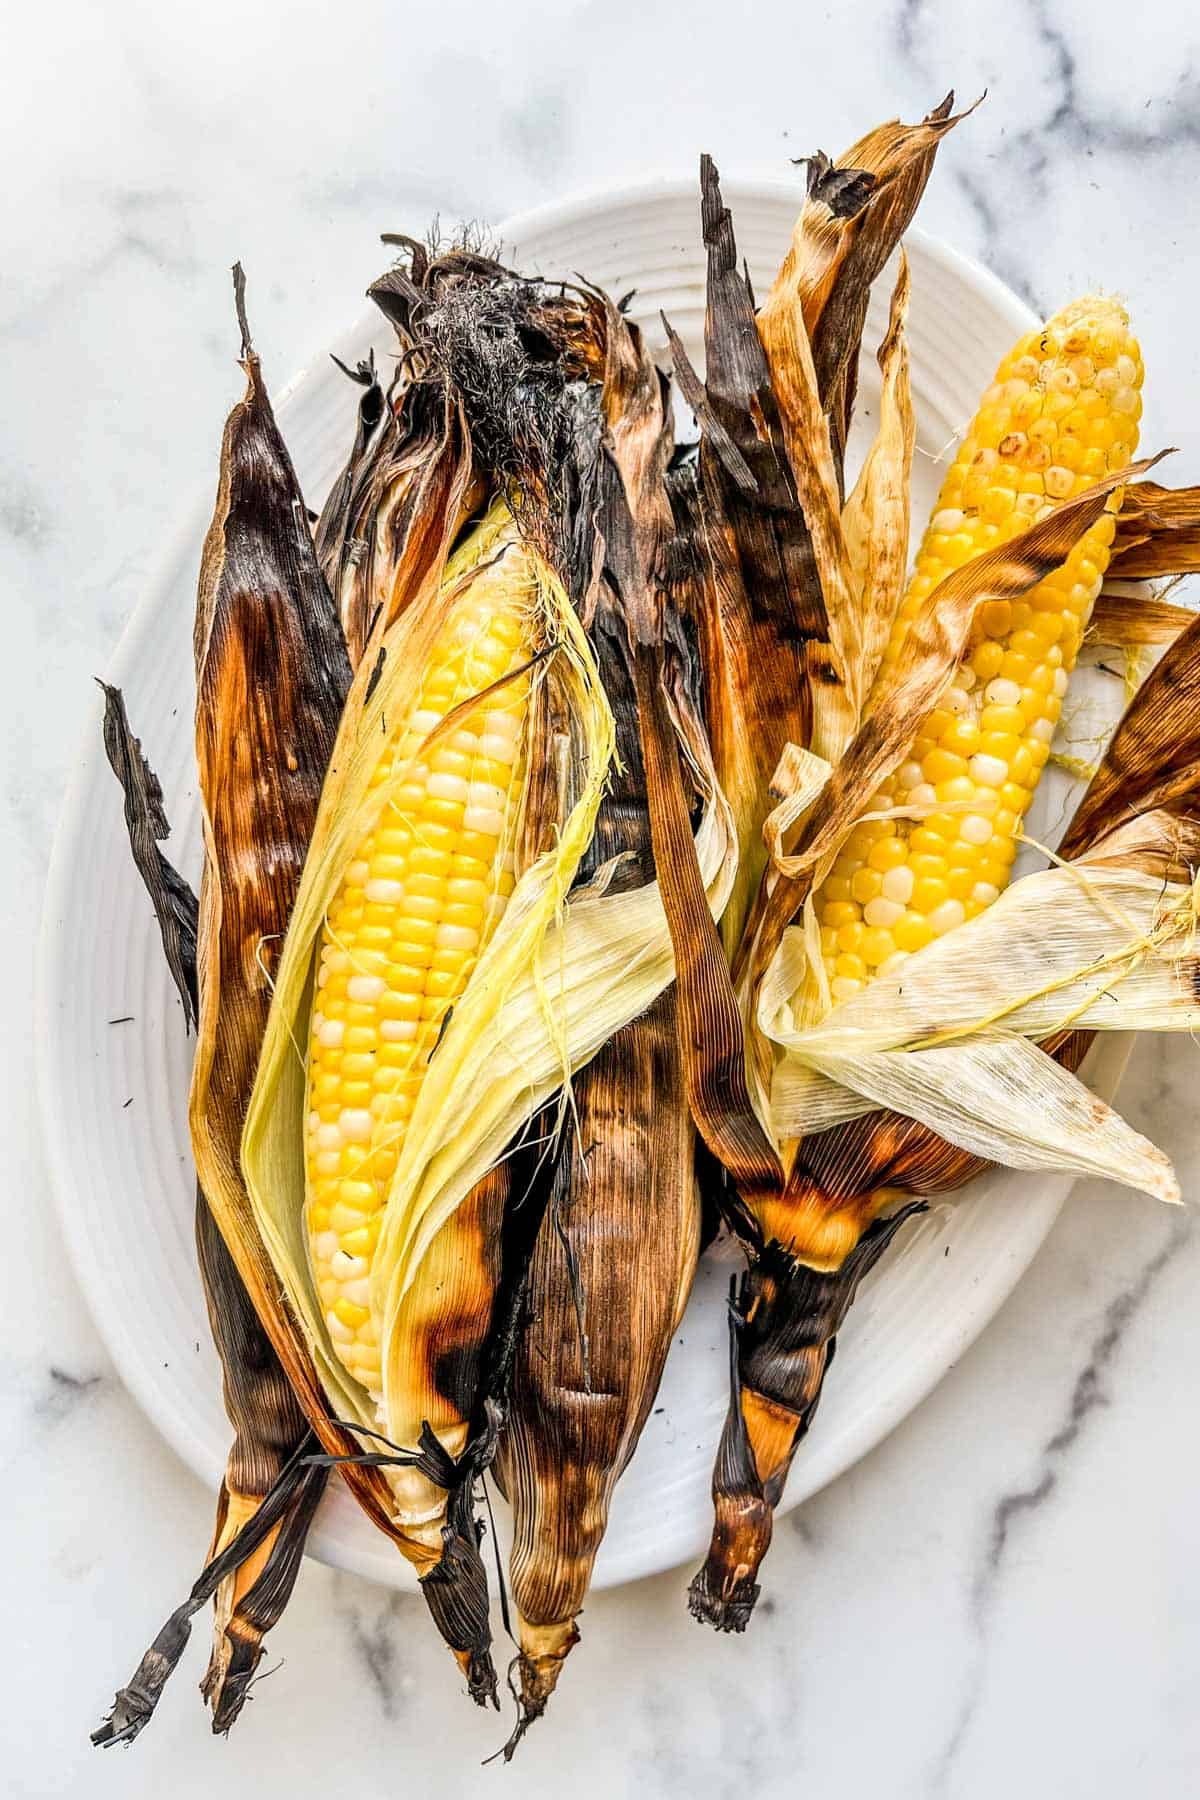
[969,754,1008,789]
[877,952,909,977]
[326,1310,354,1344]
[316,1123,342,1152]
[339,1109,373,1143]
[830,976,864,1002]
[427,771,468,803]
[1116,353,1137,385]
[985,678,1022,708]
[364,878,404,906]
[1053,668,1069,697]
[324,949,350,975]
[1044,466,1074,499]
[347,975,386,1003]
[881,866,914,905]
[972,882,1000,906]
[960,814,993,846]
[466,782,507,813]
[436,923,480,952]
[1094,366,1118,396]
[479,733,517,764]
[864,897,904,929]
[410,709,444,737]
[464,806,505,835]
[342,1278,372,1308]
[315,1232,339,1261]
[330,1250,368,1279]
[307,1109,321,1134]
[943,685,971,715]
[957,666,977,691]
[897,761,924,791]
[317,964,330,988]
[481,709,521,740]
[449,729,479,753]
[1030,716,1056,744]
[317,1018,345,1049]
[380,1019,418,1043]
[315,1151,341,1177]
[928,899,966,936]
[909,783,938,808]
[932,508,965,534]
[344,860,371,888]
[1113,385,1139,415]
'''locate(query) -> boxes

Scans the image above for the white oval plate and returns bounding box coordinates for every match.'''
[36,179,1127,1593]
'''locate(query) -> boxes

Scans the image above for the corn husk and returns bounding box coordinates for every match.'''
[757,91,966,487]
[315,255,487,667]
[689,598,1200,1634]
[93,685,326,1745]
[241,490,736,1582]
[182,275,470,1675]
[663,158,826,951]
[467,290,710,1735]
[1107,479,1200,580]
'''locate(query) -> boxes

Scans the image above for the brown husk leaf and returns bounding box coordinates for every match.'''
[1108,479,1200,579]
[185,278,496,1689]
[758,91,966,485]
[93,685,326,1744]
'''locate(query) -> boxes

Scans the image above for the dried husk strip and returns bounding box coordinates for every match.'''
[840,253,915,705]
[664,159,826,951]
[757,92,964,486]
[1107,479,1200,579]
[1091,587,1195,648]
[93,685,326,1745]
[689,595,1200,1631]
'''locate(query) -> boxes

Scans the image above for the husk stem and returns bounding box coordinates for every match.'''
[93,685,326,1742]
[692,607,1200,1629]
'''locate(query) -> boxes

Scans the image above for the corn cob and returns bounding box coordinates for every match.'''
[305,527,532,1406]
[691,296,1143,1626]
[815,297,1142,1000]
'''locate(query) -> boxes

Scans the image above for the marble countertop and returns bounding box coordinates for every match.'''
[9,1,1200,1794]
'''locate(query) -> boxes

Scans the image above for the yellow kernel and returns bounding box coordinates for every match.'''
[835,953,867,982]
[848,867,882,905]
[860,927,897,968]
[836,922,866,955]
[822,901,860,930]
[912,875,949,912]
[867,836,909,873]
[972,642,1005,681]
[894,913,933,954]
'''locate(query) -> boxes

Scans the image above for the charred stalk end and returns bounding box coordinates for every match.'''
[202,1627,265,1736]
[500,1625,580,1760]
[462,1647,500,1711]
[419,1486,499,1709]
[90,1605,197,1748]
[687,1503,767,1634]
[689,1205,928,1632]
